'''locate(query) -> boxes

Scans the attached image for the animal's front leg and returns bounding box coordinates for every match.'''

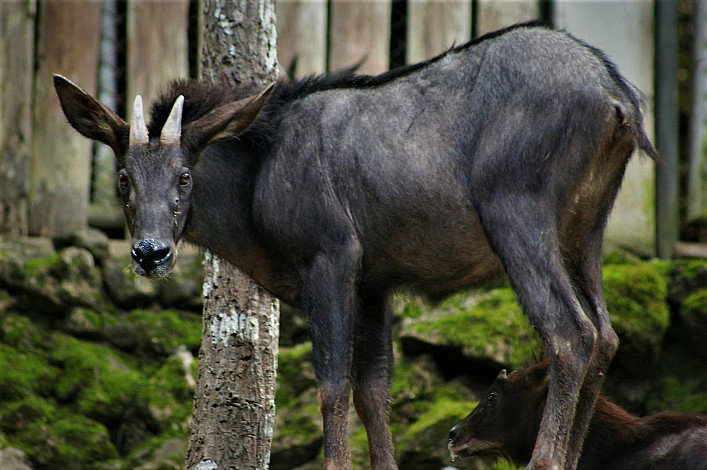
[352,289,397,470]
[301,245,362,470]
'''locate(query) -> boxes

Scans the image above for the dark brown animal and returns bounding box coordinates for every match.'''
[449,361,707,470]
[53,22,655,470]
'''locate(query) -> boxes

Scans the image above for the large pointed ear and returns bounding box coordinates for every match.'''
[181,83,274,157]
[53,74,129,162]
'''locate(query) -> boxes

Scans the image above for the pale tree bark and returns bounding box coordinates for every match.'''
[185,1,280,470]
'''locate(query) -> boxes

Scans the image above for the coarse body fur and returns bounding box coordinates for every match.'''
[55,22,656,470]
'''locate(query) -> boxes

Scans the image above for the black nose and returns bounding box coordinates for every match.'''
[131,239,172,271]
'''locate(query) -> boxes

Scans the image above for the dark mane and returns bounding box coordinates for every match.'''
[147,20,551,141]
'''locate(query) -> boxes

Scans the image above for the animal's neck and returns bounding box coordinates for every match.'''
[184,141,261,268]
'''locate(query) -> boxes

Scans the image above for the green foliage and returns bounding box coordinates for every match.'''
[399,288,542,370]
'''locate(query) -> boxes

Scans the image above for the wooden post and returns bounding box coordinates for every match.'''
[276,0,327,77]
[406,0,471,64]
[329,0,392,74]
[0,0,34,235]
[476,0,539,36]
[29,0,101,236]
[555,0,656,257]
[185,1,280,469]
[688,0,707,223]
[127,0,190,112]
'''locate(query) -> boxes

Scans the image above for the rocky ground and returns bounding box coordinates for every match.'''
[0,230,705,470]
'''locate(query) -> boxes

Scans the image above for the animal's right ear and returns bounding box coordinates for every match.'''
[53,74,129,162]
[181,83,274,159]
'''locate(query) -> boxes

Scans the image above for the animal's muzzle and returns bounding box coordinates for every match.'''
[131,238,173,274]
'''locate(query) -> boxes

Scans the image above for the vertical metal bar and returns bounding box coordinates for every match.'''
[92,0,118,206]
[655,0,679,258]
[688,0,707,223]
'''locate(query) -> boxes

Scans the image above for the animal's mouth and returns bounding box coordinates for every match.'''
[448,438,504,461]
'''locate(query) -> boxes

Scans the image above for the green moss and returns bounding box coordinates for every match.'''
[603,263,670,372]
[23,253,60,278]
[0,314,51,353]
[276,343,316,406]
[681,288,707,320]
[400,289,541,369]
[15,412,118,470]
[671,259,707,285]
[396,397,476,467]
[138,354,195,434]
[0,344,57,401]
[602,250,642,266]
[119,309,202,355]
[50,333,144,423]
[0,395,57,434]
[647,375,707,415]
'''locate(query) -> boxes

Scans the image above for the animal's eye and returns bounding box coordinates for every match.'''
[118,172,129,189]
[487,392,498,408]
[179,172,191,186]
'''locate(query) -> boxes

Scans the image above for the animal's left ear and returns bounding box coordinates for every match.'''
[182,83,275,158]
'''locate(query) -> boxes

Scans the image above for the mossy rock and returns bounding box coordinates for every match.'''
[58,306,104,338]
[398,289,541,371]
[676,288,707,359]
[0,395,118,470]
[138,351,196,434]
[158,253,204,312]
[0,237,55,292]
[272,343,322,469]
[19,247,105,315]
[668,259,707,305]
[646,374,707,415]
[396,396,476,469]
[17,412,117,470]
[104,309,201,356]
[125,436,186,470]
[603,263,670,377]
[52,228,111,266]
[0,313,52,354]
[102,257,160,309]
[49,333,145,424]
[0,343,57,401]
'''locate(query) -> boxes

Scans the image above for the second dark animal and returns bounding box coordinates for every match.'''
[449,361,707,470]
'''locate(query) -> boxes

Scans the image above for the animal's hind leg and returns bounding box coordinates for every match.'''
[352,289,397,470]
[562,243,618,469]
[476,196,598,470]
[562,220,620,468]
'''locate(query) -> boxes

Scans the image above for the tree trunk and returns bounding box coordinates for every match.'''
[185,1,280,470]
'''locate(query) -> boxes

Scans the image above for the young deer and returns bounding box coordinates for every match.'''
[449,361,707,470]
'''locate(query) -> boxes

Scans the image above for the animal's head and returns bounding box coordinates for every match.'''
[448,361,549,466]
[53,75,272,278]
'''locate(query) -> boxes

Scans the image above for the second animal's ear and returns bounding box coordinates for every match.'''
[53,74,129,162]
[181,83,275,160]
